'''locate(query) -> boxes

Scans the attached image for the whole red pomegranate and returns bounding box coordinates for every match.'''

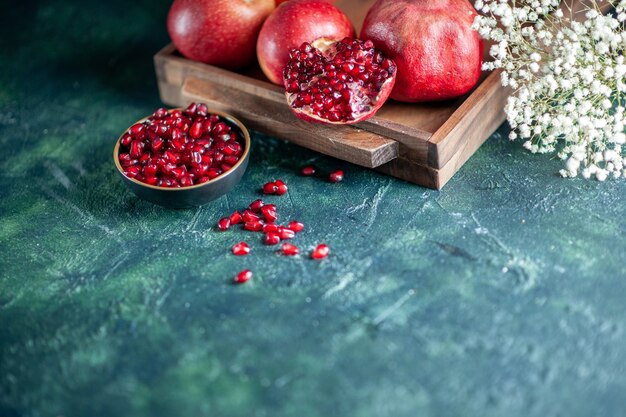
[257,0,354,85]
[360,0,483,102]
[167,0,275,69]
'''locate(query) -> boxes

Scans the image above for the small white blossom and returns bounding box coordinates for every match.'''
[475,0,626,181]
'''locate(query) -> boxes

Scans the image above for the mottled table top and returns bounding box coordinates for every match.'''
[1,1,625,416]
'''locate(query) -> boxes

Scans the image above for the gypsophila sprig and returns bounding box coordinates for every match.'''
[473,0,626,180]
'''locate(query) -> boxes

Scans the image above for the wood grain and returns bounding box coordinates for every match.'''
[428,70,508,169]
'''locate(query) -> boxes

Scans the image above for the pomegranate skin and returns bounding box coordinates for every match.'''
[360,0,483,102]
[167,0,275,70]
[257,0,354,85]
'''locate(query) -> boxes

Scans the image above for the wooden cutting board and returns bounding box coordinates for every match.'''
[154,0,509,189]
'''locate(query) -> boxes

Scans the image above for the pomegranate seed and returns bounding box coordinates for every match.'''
[264,232,281,245]
[281,243,300,256]
[120,133,133,146]
[263,182,278,194]
[278,227,295,240]
[248,199,264,213]
[180,176,193,187]
[232,242,250,256]
[287,221,304,233]
[244,221,263,232]
[275,179,288,195]
[263,224,280,233]
[311,244,330,260]
[229,210,243,225]
[153,107,168,118]
[329,169,344,183]
[129,123,145,138]
[189,121,203,139]
[242,209,261,223]
[234,269,252,284]
[301,165,316,176]
[260,204,278,223]
[124,166,141,178]
[217,217,230,231]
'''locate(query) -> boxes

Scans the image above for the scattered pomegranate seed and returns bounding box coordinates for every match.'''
[232,242,251,256]
[229,210,243,225]
[234,269,252,284]
[264,232,281,245]
[248,199,264,212]
[242,209,261,223]
[263,182,278,194]
[263,223,280,233]
[261,204,278,223]
[301,165,317,176]
[281,243,300,256]
[287,221,304,233]
[311,244,330,260]
[329,169,344,183]
[244,221,264,232]
[278,227,295,240]
[217,217,231,231]
[275,179,288,195]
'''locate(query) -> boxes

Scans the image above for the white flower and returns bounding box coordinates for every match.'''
[474,0,626,181]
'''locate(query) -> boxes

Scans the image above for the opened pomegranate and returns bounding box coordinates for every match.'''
[284,38,396,124]
[257,0,354,85]
[360,0,482,102]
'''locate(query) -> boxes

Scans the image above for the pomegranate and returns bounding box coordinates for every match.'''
[284,38,396,124]
[360,0,483,102]
[167,0,275,69]
[277,0,335,4]
[117,104,245,188]
[257,0,354,85]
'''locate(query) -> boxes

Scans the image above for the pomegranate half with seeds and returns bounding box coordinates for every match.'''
[283,38,396,124]
[257,0,354,85]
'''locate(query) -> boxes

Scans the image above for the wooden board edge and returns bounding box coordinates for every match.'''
[428,70,508,169]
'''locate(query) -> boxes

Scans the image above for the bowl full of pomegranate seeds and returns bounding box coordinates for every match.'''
[114,103,251,208]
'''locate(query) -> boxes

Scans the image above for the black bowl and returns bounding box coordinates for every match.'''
[113,108,250,209]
